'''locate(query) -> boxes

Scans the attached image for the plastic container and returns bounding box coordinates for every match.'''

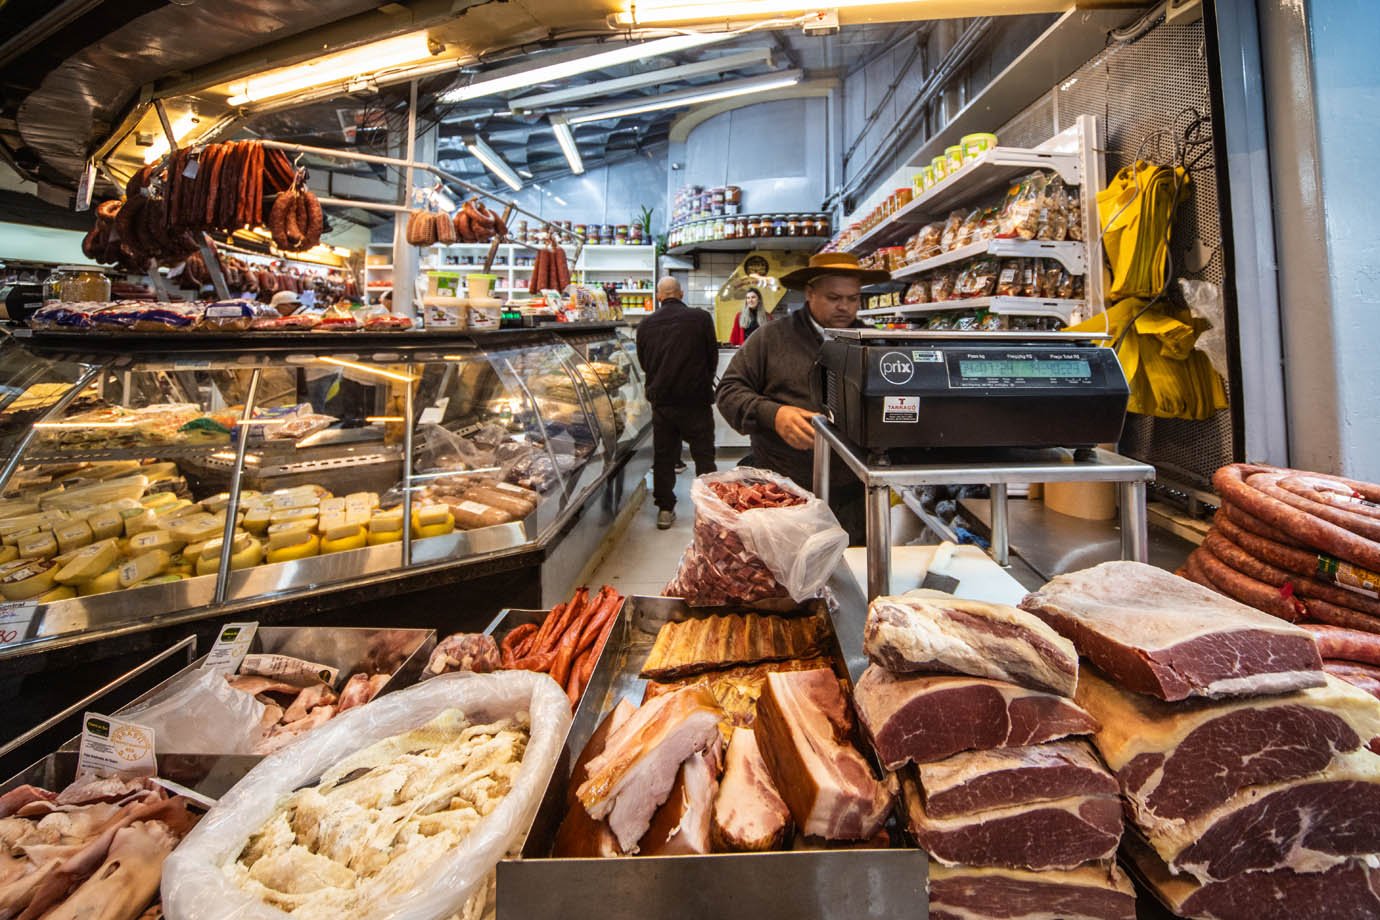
[961,132,999,160]
[422,296,468,329]
[466,273,498,298]
[468,296,502,331]
[427,271,462,297]
[931,155,949,182]
[44,265,109,303]
[945,145,965,173]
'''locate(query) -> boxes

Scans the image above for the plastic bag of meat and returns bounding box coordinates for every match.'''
[162,670,571,920]
[117,667,267,755]
[423,633,502,679]
[664,468,848,607]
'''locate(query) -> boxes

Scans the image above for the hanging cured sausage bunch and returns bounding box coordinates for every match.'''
[83,140,325,269]
[453,198,507,244]
[268,175,325,253]
[529,241,571,294]
[1181,463,1380,636]
[404,209,449,247]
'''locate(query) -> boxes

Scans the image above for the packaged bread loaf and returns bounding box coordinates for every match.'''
[450,499,514,530]
[462,483,537,518]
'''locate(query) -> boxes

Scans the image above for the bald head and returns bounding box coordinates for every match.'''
[656,276,683,303]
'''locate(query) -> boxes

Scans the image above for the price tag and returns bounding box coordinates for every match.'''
[75,161,96,212]
[77,713,156,779]
[418,406,443,425]
[202,621,258,674]
[0,601,37,647]
[182,156,199,179]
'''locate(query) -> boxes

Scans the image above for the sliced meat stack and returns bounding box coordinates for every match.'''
[1023,560,1380,918]
[856,592,1130,918]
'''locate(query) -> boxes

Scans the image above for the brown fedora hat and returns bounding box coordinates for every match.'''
[779,251,892,290]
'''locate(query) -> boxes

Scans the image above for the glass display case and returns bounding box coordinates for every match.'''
[0,324,650,660]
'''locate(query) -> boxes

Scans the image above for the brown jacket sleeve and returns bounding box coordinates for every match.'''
[716,327,781,436]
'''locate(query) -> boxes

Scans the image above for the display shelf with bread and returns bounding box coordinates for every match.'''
[0,323,652,663]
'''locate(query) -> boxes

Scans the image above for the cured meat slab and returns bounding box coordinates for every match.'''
[928,862,1137,920]
[865,591,1079,696]
[643,657,835,741]
[1143,747,1380,882]
[711,727,791,851]
[901,771,1122,871]
[640,613,827,680]
[554,700,635,858]
[1076,669,1380,823]
[754,667,892,840]
[577,684,723,853]
[637,746,720,856]
[1020,561,1324,700]
[1122,831,1380,920]
[917,740,1118,818]
[853,665,1099,769]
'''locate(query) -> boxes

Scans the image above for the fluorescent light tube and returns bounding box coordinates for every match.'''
[509,48,773,112]
[439,32,731,104]
[142,114,199,164]
[614,0,897,24]
[227,32,436,106]
[552,120,585,175]
[565,69,803,124]
[468,136,523,191]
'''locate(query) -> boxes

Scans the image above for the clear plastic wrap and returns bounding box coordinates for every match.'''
[161,670,571,920]
[664,468,848,607]
[118,667,267,755]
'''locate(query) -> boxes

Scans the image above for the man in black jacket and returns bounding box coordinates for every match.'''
[636,276,719,529]
[716,253,890,542]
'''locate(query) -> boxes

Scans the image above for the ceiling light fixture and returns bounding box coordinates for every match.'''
[551,120,585,175]
[564,69,803,125]
[509,47,774,112]
[226,32,437,106]
[439,32,732,104]
[142,114,200,164]
[613,0,896,25]
[467,136,523,191]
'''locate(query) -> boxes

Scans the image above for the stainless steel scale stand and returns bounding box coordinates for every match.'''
[811,416,1155,599]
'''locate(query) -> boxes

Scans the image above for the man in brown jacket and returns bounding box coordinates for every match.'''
[716,253,889,543]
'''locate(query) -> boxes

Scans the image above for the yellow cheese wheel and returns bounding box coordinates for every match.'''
[55,539,120,585]
[0,559,59,600]
[241,506,272,535]
[166,555,196,578]
[78,567,122,597]
[266,532,321,564]
[37,585,77,602]
[195,535,263,576]
[411,506,456,539]
[321,524,368,554]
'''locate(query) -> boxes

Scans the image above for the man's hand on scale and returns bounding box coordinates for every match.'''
[775,405,820,450]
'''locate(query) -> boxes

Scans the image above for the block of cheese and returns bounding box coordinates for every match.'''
[412,505,456,538]
[119,549,171,587]
[266,531,321,563]
[127,530,187,558]
[168,513,224,544]
[17,531,58,560]
[241,506,272,534]
[55,539,120,585]
[53,519,93,553]
[321,524,367,554]
[0,558,59,600]
[195,533,263,575]
[367,511,404,545]
[87,508,125,541]
[78,567,121,596]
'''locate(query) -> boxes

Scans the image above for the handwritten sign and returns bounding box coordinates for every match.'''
[0,601,38,648]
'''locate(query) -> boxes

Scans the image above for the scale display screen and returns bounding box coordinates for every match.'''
[959,358,1092,379]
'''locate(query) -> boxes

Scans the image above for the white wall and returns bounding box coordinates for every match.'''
[0,222,95,268]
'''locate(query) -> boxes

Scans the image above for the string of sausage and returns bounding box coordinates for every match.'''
[498,586,624,706]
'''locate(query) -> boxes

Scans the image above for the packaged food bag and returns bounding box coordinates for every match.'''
[664,468,848,607]
[161,670,571,920]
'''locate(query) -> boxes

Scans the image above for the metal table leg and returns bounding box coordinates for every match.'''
[813,426,832,503]
[989,482,1009,566]
[1119,480,1149,562]
[866,484,891,600]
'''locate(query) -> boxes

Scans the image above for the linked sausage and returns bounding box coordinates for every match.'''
[1189,546,1306,622]
[1324,661,1380,699]
[1213,464,1380,571]
[1203,531,1380,617]
[1301,624,1380,666]
[1248,470,1380,542]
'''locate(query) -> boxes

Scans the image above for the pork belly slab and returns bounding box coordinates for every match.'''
[577,684,723,853]
[1019,561,1323,701]
[637,745,720,856]
[928,861,1136,920]
[754,668,892,841]
[902,771,1122,871]
[1144,747,1380,883]
[917,741,1118,819]
[854,665,1098,769]
[866,591,1079,696]
[1077,668,1380,823]
[712,727,791,852]
[554,700,635,858]
[1122,830,1380,920]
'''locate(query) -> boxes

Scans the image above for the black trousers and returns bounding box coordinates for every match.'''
[652,403,717,511]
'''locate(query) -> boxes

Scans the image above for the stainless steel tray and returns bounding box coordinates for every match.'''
[57,625,437,755]
[495,591,927,920]
[0,750,261,802]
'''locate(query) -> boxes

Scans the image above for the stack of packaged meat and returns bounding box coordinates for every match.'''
[854,589,1136,919]
[1021,561,1380,919]
[1177,463,1380,699]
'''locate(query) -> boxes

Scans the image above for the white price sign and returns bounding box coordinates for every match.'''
[0,601,38,647]
[201,622,258,674]
[77,712,157,779]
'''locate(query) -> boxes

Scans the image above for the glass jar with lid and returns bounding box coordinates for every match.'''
[44,265,110,303]
[771,215,787,237]
[786,215,800,237]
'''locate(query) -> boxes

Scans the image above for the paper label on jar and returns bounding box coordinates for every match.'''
[239,653,339,688]
[202,622,258,674]
[456,500,496,517]
[78,713,156,779]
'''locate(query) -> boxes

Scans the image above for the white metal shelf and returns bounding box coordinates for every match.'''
[365,264,394,271]
[847,146,1081,255]
[858,296,1086,323]
[891,238,1087,279]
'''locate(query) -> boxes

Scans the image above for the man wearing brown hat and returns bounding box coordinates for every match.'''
[717,252,889,543]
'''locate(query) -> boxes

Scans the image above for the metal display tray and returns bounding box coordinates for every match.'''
[494,594,927,920]
[57,625,437,755]
[0,750,261,803]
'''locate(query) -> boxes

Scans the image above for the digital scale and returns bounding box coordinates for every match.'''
[817,330,1130,451]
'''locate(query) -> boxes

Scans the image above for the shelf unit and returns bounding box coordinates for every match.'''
[666,236,829,256]
[858,296,1088,324]
[892,238,1087,280]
